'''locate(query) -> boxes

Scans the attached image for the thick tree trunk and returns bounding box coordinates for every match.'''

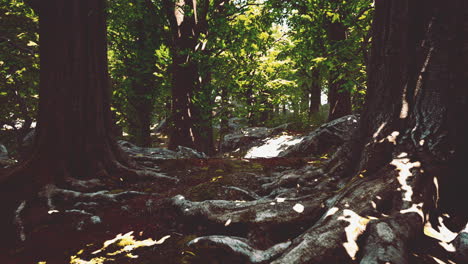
[355,0,468,221]
[165,0,214,154]
[165,0,197,150]
[34,0,135,183]
[0,0,144,246]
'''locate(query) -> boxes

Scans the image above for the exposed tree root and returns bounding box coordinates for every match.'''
[223,186,262,200]
[171,149,466,264]
[186,235,292,263]
[359,214,422,264]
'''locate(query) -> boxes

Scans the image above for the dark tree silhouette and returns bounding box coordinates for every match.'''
[326,1,352,121]
[0,0,148,244]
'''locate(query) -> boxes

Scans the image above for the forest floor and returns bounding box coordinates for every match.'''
[2,155,457,264]
[2,157,319,264]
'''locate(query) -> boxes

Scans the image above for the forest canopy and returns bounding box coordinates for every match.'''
[1,0,373,153]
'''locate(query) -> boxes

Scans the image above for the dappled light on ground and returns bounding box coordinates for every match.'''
[244,134,303,158]
[70,231,170,264]
[391,152,421,202]
[338,209,373,260]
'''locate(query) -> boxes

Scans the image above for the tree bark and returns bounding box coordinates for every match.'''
[327,17,352,121]
[309,69,321,118]
[0,0,139,245]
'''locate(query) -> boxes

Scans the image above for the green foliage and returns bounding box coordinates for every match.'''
[107,0,170,134]
[0,0,39,133]
[0,0,373,151]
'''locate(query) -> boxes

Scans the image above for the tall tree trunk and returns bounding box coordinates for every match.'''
[0,0,139,245]
[192,72,215,155]
[354,0,468,220]
[127,18,155,147]
[327,20,351,121]
[165,0,197,150]
[165,0,214,153]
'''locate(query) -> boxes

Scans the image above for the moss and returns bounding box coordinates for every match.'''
[185,182,223,201]
[108,189,125,194]
[249,162,263,170]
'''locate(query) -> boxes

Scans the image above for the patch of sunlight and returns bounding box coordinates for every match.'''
[293,203,304,213]
[69,231,171,263]
[373,122,387,139]
[324,207,339,219]
[70,256,110,264]
[244,135,303,158]
[424,217,460,252]
[390,154,421,201]
[434,177,440,208]
[211,176,223,182]
[276,197,286,203]
[430,255,457,264]
[400,203,424,220]
[338,209,372,260]
[380,131,400,145]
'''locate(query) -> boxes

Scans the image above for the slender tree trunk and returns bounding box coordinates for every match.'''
[327,19,351,121]
[192,72,215,155]
[309,69,321,118]
[165,0,198,150]
[218,86,229,152]
[127,18,155,147]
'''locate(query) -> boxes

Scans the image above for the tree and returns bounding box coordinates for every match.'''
[107,0,169,147]
[0,1,39,156]
[171,0,468,263]
[0,0,145,244]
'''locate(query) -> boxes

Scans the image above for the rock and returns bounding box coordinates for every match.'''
[228,117,248,132]
[220,124,291,154]
[176,146,207,159]
[279,115,359,157]
[118,140,207,160]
